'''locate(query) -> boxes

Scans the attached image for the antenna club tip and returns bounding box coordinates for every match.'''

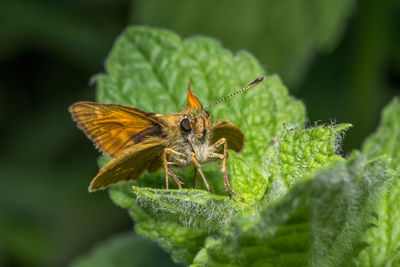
[255,76,266,82]
[249,76,265,86]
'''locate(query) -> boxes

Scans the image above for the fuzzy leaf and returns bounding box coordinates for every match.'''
[193,153,392,266]
[229,124,351,213]
[109,183,209,264]
[131,186,238,231]
[363,97,400,169]
[355,97,400,266]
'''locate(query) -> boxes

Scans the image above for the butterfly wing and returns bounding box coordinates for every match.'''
[69,101,165,158]
[209,120,244,152]
[89,139,165,191]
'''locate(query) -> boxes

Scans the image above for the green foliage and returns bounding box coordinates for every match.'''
[230,124,351,213]
[362,97,400,169]
[77,26,399,266]
[109,184,210,263]
[131,187,237,230]
[94,26,305,164]
[193,153,390,266]
[355,97,400,266]
[131,0,355,86]
[2,0,399,266]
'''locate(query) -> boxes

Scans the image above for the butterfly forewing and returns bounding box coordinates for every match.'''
[210,120,244,152]
[89,139,165,191]
[69,101,165,158]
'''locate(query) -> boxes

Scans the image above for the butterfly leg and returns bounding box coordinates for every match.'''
[168,170,184,188]
[163,148,187,189]
[209,138,243,200]
[194,167,198,189]
[190,152,213,193]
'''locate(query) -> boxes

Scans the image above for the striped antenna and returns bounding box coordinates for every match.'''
[158,113,185,117]
[204,76,265,109]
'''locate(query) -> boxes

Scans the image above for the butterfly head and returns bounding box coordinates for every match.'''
[181,82,211,141]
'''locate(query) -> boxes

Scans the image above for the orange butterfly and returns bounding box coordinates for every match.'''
[69,77,265,198]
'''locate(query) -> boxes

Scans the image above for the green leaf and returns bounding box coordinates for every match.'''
[69,232,178,267]
[193,153,393,266]
[93,26,374,265]
[107,166,230,265]
[94,26,305,165]
[229,124,351,213]
[355,97,400,266]
[131,206,208,264]
[131,0,355,86]
[94,26,306,264]
[131,186,238,231]
[363,97,400,169]
[109,184,210,264]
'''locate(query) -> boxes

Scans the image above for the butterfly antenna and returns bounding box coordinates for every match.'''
[204,76,265,109]
[188,77,192,91]
[160,113,185,117]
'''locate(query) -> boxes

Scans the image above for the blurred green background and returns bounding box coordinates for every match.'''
[0,0,398,266]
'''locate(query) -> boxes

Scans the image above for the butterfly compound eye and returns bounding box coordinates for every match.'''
[180,118,191,132]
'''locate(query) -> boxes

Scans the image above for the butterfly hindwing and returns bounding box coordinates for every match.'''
[209,120,244,152]
[89,139,165,191]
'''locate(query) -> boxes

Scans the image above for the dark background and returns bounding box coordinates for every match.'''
[0,0,399,266]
